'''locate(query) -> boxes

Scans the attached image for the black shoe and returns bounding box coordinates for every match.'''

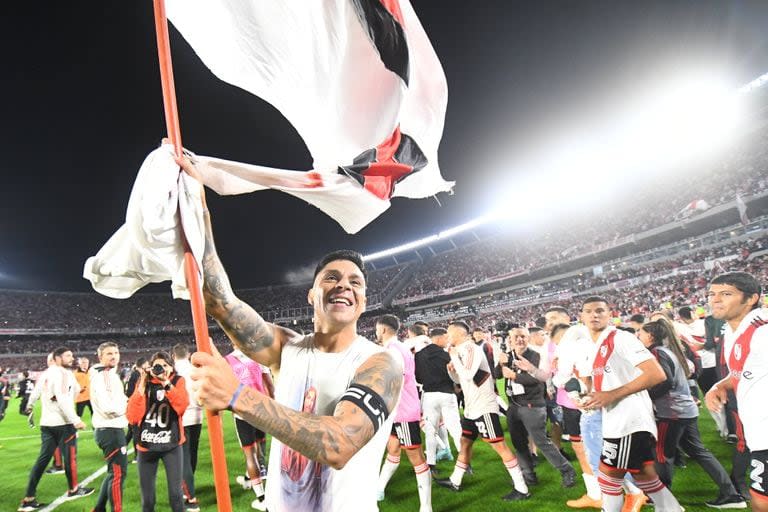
[45,466,64,475]
[523,473,539,486]
[674,457,687,469]
[435,478,461,492]
[429,465,442,478]
[502,490,531,501]
[66,487,95,500]
[561,467,577,488]
[705,494,748,509]
[17,500,45,511]
[185,498,201,512]
[726,434,738,445]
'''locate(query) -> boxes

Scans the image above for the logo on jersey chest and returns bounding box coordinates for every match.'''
[600,345,608,358]
[156,389,165,402]
[733,344,742,361]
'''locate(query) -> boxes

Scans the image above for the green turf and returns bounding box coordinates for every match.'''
[0,395,750,511]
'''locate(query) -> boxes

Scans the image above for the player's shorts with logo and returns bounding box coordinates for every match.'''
[600,431,655,473]
[461,413,504,442]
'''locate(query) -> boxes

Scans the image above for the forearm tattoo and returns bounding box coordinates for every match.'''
[234,352,403,468]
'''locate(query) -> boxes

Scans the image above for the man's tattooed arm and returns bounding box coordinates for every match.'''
[200,210,292,366]
[232,351,403,470]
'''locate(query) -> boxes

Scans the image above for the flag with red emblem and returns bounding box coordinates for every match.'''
[166,0,452,233]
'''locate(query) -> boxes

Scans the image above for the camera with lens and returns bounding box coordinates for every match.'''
[151,364,165,376]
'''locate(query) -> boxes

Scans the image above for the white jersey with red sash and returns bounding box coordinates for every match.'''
[590,326,656,438]
[724,308,768,451]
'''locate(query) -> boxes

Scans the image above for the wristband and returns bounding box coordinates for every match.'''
[228,383,245,411]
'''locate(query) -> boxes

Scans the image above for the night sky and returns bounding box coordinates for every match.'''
[2,1,768,292]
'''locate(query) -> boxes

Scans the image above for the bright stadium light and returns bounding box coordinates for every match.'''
[363,69,768,263]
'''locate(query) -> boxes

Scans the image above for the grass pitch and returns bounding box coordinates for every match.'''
[0,395,747,511]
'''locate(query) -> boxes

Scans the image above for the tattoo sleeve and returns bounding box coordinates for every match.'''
[232,351,403,470]
[200,210,283,365]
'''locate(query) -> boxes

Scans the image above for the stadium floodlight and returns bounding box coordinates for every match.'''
[363,69,768,263]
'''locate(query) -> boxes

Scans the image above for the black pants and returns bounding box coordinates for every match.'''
[506,403,571,477]
[76,400,93,418]
[656,417,737,497]
[25,424,78,497]
[93,428,128,512]
[19,395,30,415]
[138,445,184,512]
[182,424,201,498]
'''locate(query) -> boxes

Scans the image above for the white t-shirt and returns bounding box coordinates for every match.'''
[723,308,768,451]
[589,327,656,439]
[266,334,395,512]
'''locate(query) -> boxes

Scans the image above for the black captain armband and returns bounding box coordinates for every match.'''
[339,384,389,433]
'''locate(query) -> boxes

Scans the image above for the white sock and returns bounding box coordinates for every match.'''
[252,479,265,500]
[636,478,681,511]
[449,460,468,487]
[598,472,624,512]
[584,473,602,500]
[377,454,400,493]
[504,459,528,494]
[414,463,432,512]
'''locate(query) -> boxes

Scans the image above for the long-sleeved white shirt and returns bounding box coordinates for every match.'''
[448,339,497,419]
[38,366,81,427]
[89,365,128,429]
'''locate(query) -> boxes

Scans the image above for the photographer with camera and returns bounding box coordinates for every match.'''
[500,326,576,489]
[126,351,191,512]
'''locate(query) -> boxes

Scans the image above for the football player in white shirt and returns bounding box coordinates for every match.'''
[579,297,682,512]
[705,272,768,511]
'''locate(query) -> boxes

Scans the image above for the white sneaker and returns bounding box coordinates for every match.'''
[251,498,267,511]
[236,475,252,490]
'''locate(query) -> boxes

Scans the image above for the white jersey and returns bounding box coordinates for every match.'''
[265,334,394,512]
[448,339,497,419]
[89,365,128,429]
[723,308,768,451]
[589,327,656,438]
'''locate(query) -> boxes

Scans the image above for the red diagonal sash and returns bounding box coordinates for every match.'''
[592,330,617,392]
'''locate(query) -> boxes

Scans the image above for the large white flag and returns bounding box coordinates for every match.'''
[166,0,452,216]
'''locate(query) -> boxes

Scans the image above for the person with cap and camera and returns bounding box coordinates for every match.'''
[126,351,192,512]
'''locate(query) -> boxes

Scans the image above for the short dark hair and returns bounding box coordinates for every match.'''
[53,346,71,359]
[415,321,429,330]
[376,314,400,332]
[429,327,447,337]
[408,324,427,336]
[629,314,645,324]
[549,323,571,339]
[534,316,547,329]
[711,272,762,309]
[449,320,471,334]
[313,250,367,282]
[529,326,543,334]
[545,306,570,316]
[135,357,148,368]
[581,296,609,309]
[172,343,190,359]
[677,306,693,321]
[472,326,486,333]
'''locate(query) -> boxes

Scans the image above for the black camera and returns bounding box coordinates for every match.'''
[151,364,165,376]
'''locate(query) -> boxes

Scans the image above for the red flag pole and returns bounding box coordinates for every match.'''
[151,1,233,511]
